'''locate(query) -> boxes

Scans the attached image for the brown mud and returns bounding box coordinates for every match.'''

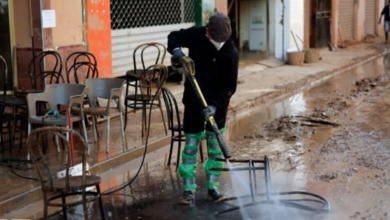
[229,63,390,219]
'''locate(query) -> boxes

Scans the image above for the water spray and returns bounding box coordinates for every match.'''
[211,158,330,215]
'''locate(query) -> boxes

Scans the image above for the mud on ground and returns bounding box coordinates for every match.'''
[229,72,390,219]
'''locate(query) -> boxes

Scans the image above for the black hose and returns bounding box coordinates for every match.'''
[5,74,164,195]
[215,191,330,215]
[101,75,165,195]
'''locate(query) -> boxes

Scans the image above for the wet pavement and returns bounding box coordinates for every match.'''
[25,54,390,219]
[3,40,390,219]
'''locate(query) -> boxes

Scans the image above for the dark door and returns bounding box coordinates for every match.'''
[0,0,12,90]
[310,0,331,48]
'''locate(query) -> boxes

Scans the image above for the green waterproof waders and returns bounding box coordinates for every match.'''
[177,132,204,193]
[177,127,227,193]
[204,127,226,190]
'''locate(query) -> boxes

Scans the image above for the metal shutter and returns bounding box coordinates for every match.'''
[110,0,196,77]
[365,0,376,36]
[339,0,355,40]
[111,23,193,77]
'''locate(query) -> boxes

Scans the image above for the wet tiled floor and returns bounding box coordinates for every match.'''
[0,96,171,217]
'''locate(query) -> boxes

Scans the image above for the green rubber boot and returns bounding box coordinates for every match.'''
[204,127,227,203]
[177,132,204,205]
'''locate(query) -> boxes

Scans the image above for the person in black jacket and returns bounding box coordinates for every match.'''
[168,12,238,205]
[379,1,390,43]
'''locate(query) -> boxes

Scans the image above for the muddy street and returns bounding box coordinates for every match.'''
[43,55,390,220]
[228,55,390,219]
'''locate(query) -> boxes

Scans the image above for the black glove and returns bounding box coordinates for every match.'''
[172,49,185,64]
[202,105,216,119]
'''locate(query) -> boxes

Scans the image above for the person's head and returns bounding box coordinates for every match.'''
[206,12,232,43]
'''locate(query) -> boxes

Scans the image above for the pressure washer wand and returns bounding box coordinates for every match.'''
[173,56,231,159]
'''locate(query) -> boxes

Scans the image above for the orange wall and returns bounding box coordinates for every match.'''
[216,0,228,14]
[85,0,112,78]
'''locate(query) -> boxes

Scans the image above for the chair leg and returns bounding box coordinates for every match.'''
[61,192,67,220]
[19,118,24,149]
[66,125,70,141]
[141,101,146,138]
[119,111,127,150]
[124,98,128,131]
[7,122,12,157]
[92,115,98,143]
[96,185,106,220]
[167,136,175,166]
[82,190,88,220]
[27,123,31,160]
[176,135,182,171]
[43,200,48,220]
[54,133,60,153]
[158,100,168,135]
[134,80,139,114]
[106,115,110,152]
[81,118,89,155]
[1,125,4,154]
[95,116,101,138]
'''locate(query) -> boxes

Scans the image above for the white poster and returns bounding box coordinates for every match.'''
[42,10,56,28]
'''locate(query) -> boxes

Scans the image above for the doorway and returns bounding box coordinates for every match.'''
[0,0,12,90]
[228,0,269,62]
[310,0,331,48]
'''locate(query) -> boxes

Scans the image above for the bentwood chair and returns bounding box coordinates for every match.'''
[29,51,64,91]
[65,51,98,84]
[0,55,26,155]
[126,64,168,137]
[124,42,167,130]
[27,126,105,220]
[161,87,203,170]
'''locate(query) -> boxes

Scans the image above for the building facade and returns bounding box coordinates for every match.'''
[0,0,386,91]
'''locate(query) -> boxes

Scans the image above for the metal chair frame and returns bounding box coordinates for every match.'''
[65,51,98,84]
[126,64,168,137]
[29,51,64,90]
[27,126,105,220]
[84,78,127,152]
[26,84,89,158]
[124,42,166,130]
[161,87,203,170]
[0,55,25,155]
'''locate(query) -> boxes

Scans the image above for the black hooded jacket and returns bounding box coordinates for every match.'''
[168,26,238,110]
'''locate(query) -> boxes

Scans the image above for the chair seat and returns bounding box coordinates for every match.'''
[126,69,142,81]
[45,175,102,189]
[30,114,82,125]
[171,125,183,132]
[0,95,27,107]
[126,94,155,101]
[0,113,14,122]
[72,106,118,116]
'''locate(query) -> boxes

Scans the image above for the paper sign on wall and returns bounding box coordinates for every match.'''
[42,10,56,28]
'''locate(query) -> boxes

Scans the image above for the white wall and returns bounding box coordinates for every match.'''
[239,1,250,49]
[269,0,276,56]
[289,0,304,51]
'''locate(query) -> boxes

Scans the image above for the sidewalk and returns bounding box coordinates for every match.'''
[2,39,390,219]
